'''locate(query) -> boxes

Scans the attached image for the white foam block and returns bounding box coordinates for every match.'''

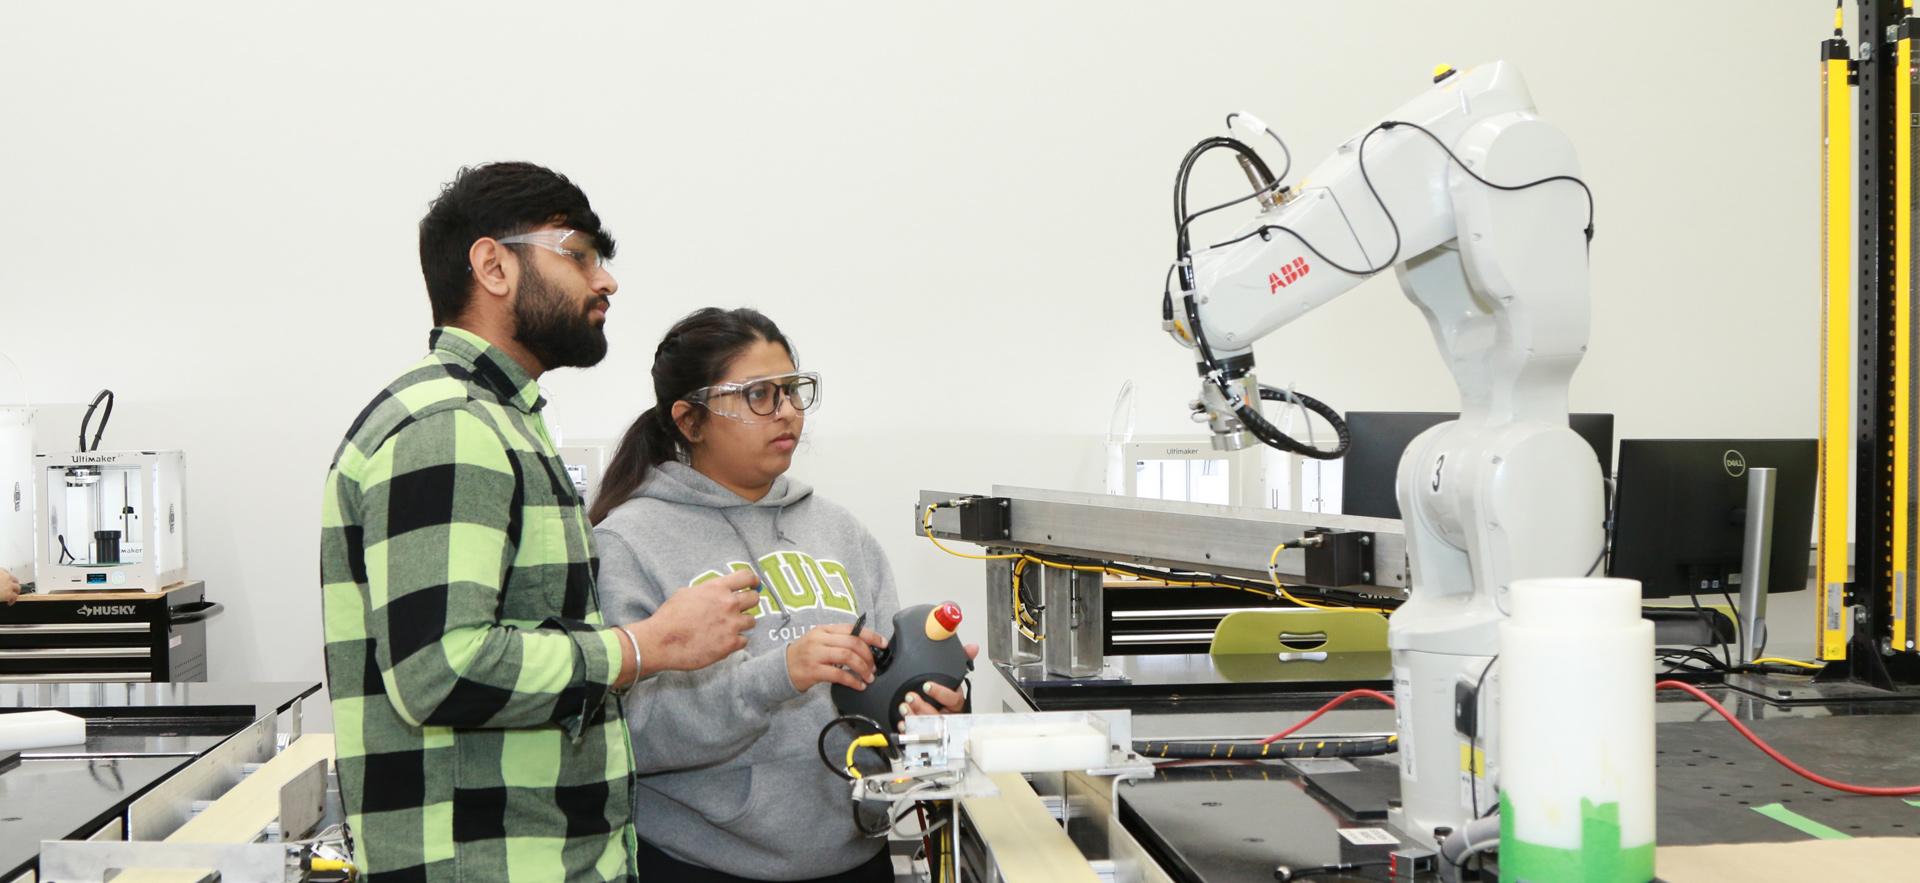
[967,722,1107,773]
[0,709,87,751]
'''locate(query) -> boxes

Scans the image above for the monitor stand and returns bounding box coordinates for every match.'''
[1733,467,1775,667]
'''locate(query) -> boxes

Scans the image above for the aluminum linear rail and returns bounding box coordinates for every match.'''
[917,486,1409,594]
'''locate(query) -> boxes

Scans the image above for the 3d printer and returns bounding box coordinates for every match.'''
[32,449,186,592]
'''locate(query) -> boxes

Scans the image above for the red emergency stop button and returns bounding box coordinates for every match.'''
[926,602,963,640]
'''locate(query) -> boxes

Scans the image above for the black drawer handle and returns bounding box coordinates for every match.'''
[169,601,223,626]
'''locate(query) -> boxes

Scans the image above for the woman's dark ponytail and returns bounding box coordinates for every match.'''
[589,405,681,524]
[587,307,793,524]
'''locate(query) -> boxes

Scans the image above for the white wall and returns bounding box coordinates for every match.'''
[0,1,1831,726]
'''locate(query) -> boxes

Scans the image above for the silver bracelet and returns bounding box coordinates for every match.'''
[613,627,643,693]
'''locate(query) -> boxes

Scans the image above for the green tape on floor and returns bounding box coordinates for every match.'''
[1907,799,1920,809]
[1751,802,1850,840]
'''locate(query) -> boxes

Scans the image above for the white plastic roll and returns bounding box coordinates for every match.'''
[968,721,1108,773]
[1498,577,1654,882]
[0,709,87,751]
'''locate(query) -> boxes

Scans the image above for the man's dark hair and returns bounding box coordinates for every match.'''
[417,162,617,325]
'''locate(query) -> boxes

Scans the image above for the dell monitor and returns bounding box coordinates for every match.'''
[1608,439,1817,598]
[1341,412,1615,520]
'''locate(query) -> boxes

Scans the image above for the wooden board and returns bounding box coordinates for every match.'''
[113,734,334,883]
[959,772,1101,883]
[1657,837,1920,882]
[13,581,197,603]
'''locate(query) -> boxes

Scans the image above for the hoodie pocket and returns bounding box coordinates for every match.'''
[715,757,868,865]
[645,765,755,826]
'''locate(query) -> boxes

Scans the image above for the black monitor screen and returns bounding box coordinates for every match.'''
[1341,412,1615,520]
[1608,439,1816,598]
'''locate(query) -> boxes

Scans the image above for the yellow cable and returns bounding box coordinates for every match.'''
[1010,558,1044,640]
[1267,542,1389,613]
[844,733,890,779]
[921,504,1024,560]
[1105,567,1280,600]
[1752,656,1825,671]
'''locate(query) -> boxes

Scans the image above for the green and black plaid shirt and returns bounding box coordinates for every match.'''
[321,327,636,882]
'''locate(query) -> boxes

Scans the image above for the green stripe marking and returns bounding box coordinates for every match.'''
[1497,794,1654,883]
[1751,803,1850,840]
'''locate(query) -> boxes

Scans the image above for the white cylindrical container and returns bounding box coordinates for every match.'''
[1498,577,1654,882]
[0,406,32,580]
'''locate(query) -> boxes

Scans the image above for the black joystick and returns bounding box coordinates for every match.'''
[832,602,971,731]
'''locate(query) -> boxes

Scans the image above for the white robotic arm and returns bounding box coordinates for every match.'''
[1165,62,1605,845]
[1169,62,1592,458]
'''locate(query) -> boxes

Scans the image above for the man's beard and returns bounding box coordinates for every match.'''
[513,264,608,369]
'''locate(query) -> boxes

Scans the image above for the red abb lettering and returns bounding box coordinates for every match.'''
[1267,257,1312,293]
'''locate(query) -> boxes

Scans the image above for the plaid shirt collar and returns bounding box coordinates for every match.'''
[430,326,546,414]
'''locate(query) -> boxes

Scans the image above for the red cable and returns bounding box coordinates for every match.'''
[1255,683,1919,796]
[1656,679,1920,797]
[1259,688,1396,744]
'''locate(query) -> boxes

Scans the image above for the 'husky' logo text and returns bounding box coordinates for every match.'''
[78,604,135,617]
[690,550,860,619]
[1268,257,1311,293]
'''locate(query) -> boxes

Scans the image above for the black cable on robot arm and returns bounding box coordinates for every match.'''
[1181,176,1284,231]
[1245,386,1350,460]
[1381,119,1595,241]
[1177,117,1295,237]
[1182,291,1222,369]
[1175,137,1273,219]
[1200,120,1595,271]
[1180,293,1352,461]
[1161,262,1178,322]
[1224,112,1293,183]
[1199,123,1402,274]
[1173,136,1277,258]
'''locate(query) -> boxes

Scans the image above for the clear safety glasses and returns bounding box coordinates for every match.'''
[495,228,609,272]
[683,372,822,424]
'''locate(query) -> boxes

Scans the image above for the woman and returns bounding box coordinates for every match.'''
[590,307,969,882]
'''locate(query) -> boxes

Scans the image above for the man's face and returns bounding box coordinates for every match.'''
[509,230,617,370]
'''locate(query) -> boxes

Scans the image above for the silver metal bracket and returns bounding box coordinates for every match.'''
[37,841,294,883]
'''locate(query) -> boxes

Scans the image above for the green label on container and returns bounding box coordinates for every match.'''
[1498,793,1655,882]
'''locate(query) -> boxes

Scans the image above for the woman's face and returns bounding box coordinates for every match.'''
[675,339,805,499]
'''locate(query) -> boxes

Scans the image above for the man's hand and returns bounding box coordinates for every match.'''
[0,568,19,606]
[623,569,762,682]
[786,622,888,693]
[902,643,978,719]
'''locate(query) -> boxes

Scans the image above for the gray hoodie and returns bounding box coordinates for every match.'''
[593,461,899,880]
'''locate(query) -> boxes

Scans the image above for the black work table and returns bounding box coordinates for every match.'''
[1002,660,1920,882]
[0,681,321,882]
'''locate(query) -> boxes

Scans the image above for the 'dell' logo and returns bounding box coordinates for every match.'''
[1268,257,1311,293]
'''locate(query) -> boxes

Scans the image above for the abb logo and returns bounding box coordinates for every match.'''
[1268,258,1311,292]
